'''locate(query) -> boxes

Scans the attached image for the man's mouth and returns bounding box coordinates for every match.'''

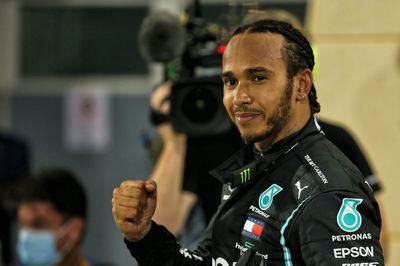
[234,112,261,124]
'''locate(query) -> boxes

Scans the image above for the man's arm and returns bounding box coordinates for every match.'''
[112,180,212,266]
[150,123,197,234]
[319,120,388,254]
[290,191,384,265]
[148,81,197,235]
[123,220,213,266]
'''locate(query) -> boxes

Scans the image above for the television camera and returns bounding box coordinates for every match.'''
[138,1,232,136]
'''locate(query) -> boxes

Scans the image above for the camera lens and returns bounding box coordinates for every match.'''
[170,76,232,136]
[181,86,218,124]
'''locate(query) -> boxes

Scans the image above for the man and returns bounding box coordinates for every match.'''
[241,8,388,254]
[112,20,384,265]
[11,168,111,266]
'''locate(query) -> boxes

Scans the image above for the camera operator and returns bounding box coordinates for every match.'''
[147,81,197,236]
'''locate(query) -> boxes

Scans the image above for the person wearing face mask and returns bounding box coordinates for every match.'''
[9,168,114,266]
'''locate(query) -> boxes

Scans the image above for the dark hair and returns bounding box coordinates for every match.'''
[230,19,321,114]
[18,168,87,220]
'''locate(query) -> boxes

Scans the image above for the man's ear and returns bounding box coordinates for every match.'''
[57,217,85,253]
[67,217,84,246]
[294,69,313,101]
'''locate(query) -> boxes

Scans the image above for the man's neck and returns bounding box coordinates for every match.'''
[59,248,89,266]
[254,114,311,152]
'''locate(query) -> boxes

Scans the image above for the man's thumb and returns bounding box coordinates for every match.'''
[145,180,157,195]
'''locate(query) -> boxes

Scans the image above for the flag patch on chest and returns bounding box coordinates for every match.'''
[241,216,265,241]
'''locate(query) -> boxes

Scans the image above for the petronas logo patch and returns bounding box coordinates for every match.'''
[337,198,363,232]
[259,184,283,210]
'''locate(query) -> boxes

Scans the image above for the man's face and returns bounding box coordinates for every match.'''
[18,200,68,253]
[222,33,293,148]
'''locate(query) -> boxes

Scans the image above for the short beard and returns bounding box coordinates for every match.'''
[240,79,293,145]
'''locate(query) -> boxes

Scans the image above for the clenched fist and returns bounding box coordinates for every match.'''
[112,180,157,242]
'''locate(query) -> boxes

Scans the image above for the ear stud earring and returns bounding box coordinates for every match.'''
[299,93,307,99]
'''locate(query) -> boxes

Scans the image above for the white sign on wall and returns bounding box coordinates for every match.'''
[64,85,111,153]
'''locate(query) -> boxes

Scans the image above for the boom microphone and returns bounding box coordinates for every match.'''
[138,11,186,63]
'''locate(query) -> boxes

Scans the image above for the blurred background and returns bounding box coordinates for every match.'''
[0,0,399,265]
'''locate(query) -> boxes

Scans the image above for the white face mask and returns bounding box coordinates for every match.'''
[17,229,61,266]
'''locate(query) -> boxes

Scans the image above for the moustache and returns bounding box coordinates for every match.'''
[232,106,262,114]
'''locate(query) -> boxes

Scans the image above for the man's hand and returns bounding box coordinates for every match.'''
[150,81,173,115]
[151,81,186,144]
[112,180,157,242]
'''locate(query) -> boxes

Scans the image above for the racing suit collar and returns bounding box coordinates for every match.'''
[210,116,323,188]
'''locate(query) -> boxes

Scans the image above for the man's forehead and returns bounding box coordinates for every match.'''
[225,32,285,60]
[19,200,58,216]
[222,33,286,72]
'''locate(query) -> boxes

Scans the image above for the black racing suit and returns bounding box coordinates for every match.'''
[125,117,384,266]
[318,120,382,192]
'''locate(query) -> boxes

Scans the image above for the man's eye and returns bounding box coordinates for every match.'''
[253,75,266,82]
[224,79,237,86]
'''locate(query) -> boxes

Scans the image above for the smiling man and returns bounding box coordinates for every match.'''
[112,20,384,265]
[221,32,310,150]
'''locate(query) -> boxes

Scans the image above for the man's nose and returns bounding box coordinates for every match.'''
[233,83,252,105]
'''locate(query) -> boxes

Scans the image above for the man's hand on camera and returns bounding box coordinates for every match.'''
[112,180,157,242]
[151,81,173,115]
[150,81,172,126]
[150,81,186,144]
